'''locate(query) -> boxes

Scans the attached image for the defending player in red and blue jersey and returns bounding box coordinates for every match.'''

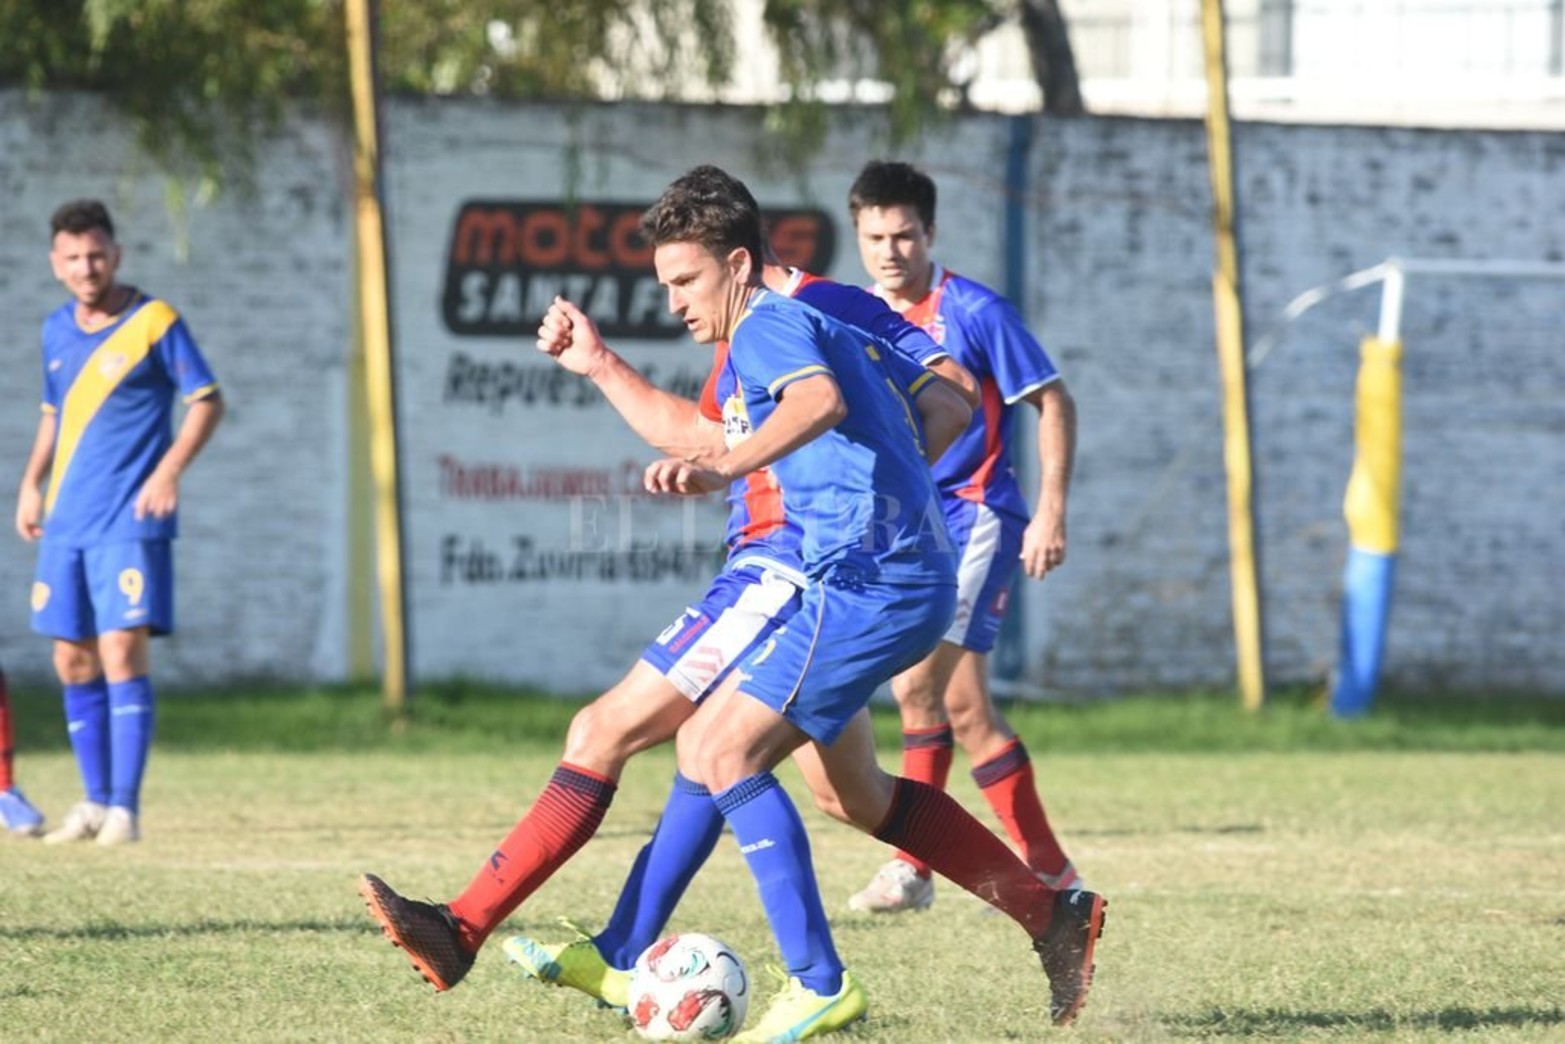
[14,199,224,846]
[845,160,1089,916]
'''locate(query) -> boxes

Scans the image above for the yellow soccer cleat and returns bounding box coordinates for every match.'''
[735,969,867,1043]
[503,932,632,1010]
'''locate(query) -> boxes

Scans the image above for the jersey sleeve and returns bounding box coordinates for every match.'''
[40,321,60,414]
[878,340,940,401]
[732,305,834,401]
[155,312,221,402]
[794,279,948,367]
[968,295,1060,404]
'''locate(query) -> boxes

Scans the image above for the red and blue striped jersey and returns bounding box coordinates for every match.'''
[884,266,1059,524]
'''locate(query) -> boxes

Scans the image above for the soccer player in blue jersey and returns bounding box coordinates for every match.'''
[357,168,972,998]
[843,160,1086,914]
[360,167,1106,1035]
[13,200,224,846]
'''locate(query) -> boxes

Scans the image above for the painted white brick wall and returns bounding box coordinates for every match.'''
[2,91,1559,696]
[0,92,352,686]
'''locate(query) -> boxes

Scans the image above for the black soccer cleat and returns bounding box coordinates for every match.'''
[358,872,476,991]
[1033,888,1107,1026]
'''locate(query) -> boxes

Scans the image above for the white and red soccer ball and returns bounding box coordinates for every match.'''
[628,932,750,1041]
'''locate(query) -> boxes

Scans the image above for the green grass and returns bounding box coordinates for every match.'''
[2,686,1563,1041]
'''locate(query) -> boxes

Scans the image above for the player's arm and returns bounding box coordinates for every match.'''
[911,376,972,465]
[136,393,225,520]
[645,374,845,495]
[538,296,723,463]
[1018,378,1077,579]
[925,357,979,407]
[795,278,980,407]
[15,410,57,541]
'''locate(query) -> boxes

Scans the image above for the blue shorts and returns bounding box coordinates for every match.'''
[735,570,956,745]
[942,500,1023,653]
[641,559,806,701]
[31,539,174,641]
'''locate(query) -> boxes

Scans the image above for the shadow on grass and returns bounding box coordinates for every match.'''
[0,916,372,942]
[1168,1006,1565,1035]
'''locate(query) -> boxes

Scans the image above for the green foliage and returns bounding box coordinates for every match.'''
[0,0,1023,189]
[0,0,340,189]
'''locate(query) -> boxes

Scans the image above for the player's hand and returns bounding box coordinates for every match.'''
[536,296,609,377]
[135,470,180,520]
[14,485,44,541]
[1020,513,1066,579]
[643,457,726,496]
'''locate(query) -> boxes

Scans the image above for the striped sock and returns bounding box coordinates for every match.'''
[873,776,1053,939]
[448,763,616,951]
[974,738,1070,877]
[894,724,953,875]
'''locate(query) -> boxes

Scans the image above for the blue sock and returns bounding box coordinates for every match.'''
[595,773,725,969]
[63,679,111,805]
[714,772,842,996]
[108,676,156,813]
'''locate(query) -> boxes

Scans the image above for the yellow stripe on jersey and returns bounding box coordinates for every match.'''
[766,364,831,397]
[183,382,221,405]
[45,300,178,517]
[905,371,936,396]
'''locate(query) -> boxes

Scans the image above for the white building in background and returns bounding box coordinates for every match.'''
[711,0,1565,129]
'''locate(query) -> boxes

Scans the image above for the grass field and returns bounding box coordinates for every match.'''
[2,684,1562,1041]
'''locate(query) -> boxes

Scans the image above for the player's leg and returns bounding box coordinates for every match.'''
[85,539,172,846]
[848,639,963,911]
[502,565,804,1003]
[794,713,1107,1026]
[678,675,865,1043]
[31,542,110,842]
[0,666,46,836]
[947,649,1080,888]
[360,660,693,990]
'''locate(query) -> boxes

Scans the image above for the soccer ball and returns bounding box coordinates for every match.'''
[628,932,750,1041]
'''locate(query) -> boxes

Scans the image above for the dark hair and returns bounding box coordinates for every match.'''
[51,199,116,240]
[848,161,937,230]
[639,165,765,276]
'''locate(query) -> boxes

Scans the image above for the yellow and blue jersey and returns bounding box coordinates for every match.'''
[888,266,1060,524]
[37,292,220,547]
[720,289,951,585]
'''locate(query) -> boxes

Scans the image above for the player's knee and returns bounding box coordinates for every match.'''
[890,671,943,716]
[562,699,632,767]
[806,784,851,824]
[52,643,99,685]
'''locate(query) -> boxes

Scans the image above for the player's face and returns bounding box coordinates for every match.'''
[654,240,754,344]
[50,228,122,309]
[854,204,934,303]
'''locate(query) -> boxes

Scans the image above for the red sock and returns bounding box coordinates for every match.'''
[894,724,953,874]
[0,670,14,791]
[974,739,1070,877]
[447,763,616,951]
[873,777,1053,939]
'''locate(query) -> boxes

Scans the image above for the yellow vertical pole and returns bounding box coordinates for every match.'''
[1200,0,1267,710]
[345,0,410,712]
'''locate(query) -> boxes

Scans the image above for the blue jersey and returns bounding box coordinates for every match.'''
[38,292,220,547]
[699,272,941,572]
[718,290,950,585]
[884,266,1060,524]
[789,269,948,369]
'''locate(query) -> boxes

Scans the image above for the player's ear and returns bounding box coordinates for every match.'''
[926,221,937,248]
[727,245,754,285]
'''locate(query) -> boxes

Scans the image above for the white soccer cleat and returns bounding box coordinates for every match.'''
[847,858,934,913]
[43,800,107,844]
[96,807,140,846]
